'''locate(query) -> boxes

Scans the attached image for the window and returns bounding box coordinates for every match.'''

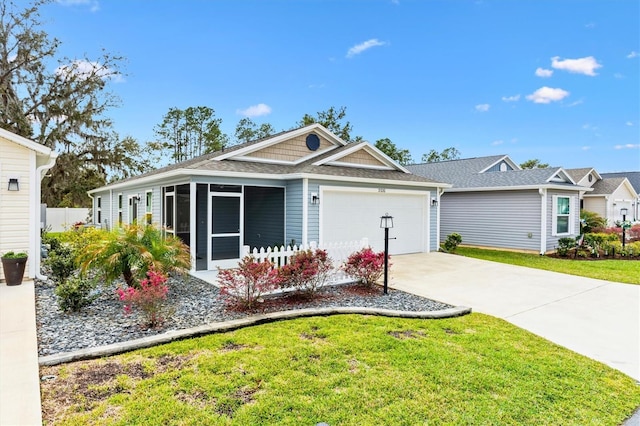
[553,195,572,236]
[96,196,102,225]
[145,191,153,225]
[118,194,123,225]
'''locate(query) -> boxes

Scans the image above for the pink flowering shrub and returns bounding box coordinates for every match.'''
[276,249,333,296]
[217,256,279,310]
[116,269,170,328]
[343,247,387,287]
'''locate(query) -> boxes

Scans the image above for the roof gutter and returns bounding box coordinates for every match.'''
[444,184,593,193]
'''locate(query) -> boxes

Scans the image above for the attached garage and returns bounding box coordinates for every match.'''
[319,186,430,255]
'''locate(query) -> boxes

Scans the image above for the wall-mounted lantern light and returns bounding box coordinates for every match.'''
[310,192,319,205]
[7,177,19,191]
[431,197,438,206]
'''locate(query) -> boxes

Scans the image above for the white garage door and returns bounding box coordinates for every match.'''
[320,187,429,255]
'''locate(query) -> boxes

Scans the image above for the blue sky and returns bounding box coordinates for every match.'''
[44,0,639,172]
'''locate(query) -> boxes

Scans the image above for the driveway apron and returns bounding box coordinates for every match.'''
[390,252,640,381]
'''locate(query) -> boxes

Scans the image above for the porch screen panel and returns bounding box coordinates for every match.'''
[211,236,240,260]
[212,197,240,233]
[244,186,285,250]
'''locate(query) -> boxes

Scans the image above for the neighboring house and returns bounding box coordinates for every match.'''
[600,172,640,221]
[0,128,58,282]
[88,124,449,270]
[407,155,591,254]
[566,168,639,224]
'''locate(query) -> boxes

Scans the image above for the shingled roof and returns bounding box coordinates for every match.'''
[407,155,581,191]
[601,172,640,195]
[91,124,447,193]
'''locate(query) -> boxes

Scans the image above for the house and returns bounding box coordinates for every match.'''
[88,124,449,270]
[600,171,640,222]
[566,168,639,224]
[0,128,58,282]
[407,155,591,254]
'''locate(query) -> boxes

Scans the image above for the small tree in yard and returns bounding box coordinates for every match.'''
[277,249,333,296]
[116,269,171,328]
[344,247,386,287]
[440,233,462,253]
[217,256,279,310]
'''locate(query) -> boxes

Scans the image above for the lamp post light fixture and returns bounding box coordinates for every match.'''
[380,213,394,295]
[621,207,628,249]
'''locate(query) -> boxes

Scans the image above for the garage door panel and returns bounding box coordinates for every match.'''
[321,190,428,255]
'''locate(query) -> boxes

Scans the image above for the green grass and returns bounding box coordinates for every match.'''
[41,314,640,425]
[456,247,640,285]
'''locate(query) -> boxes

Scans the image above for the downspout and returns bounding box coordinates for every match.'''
[302,178,308,246]
[436,187,445,251]
[539,188,547,255]
[35,153,58,281]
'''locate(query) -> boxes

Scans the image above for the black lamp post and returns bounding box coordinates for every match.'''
[621,207,628,249]
[380,213,394,295]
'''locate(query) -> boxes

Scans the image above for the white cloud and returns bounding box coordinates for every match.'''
[55,60,123,82]
[585,22,596,29]
[535,67,553,78]
[491,140,504,146]
[475,103,490,112]
[565,99,583,107]
[56,0,99,12]
[346,39,387,58]
[614,72,625,79]
[501,94,520,102]
[627,51,639,59]
[551,56,602,76]
[526,86,570,104]
[626,121,634,126]
[614,144,640,150]
[582,146,591,151]
[236,103,272,117]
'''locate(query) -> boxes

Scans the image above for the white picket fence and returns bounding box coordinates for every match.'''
[241,238,369,284]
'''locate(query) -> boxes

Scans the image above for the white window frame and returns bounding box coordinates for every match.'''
[118,193,123,226]
[96,196,102,225]
[145,190,153,225]
[552,195,574,236]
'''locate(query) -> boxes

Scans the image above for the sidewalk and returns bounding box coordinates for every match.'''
[0,280,42,426]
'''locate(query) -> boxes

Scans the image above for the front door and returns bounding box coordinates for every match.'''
[208,193,242,269]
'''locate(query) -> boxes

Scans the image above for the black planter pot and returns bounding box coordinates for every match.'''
[1,257,28,286]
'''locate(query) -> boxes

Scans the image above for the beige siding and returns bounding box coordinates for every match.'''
[583,198,606,219]
[0,137,33,280]
[334,150,386,167]
[246,133,334,162]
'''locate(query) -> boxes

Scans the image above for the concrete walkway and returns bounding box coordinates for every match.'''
[390,252,640,381]
[0,280,42,426]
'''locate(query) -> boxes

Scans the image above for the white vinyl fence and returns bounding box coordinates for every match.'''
[45,208,91,232]
[242,238,369,284]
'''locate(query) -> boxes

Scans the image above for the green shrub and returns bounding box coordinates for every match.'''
[580,210,606,233]
[1,251,28,259]
[78,225,191,287]
[45,248,76,283]
[55,276,99,312]
[556,237,576,257]
[441,233,463,253]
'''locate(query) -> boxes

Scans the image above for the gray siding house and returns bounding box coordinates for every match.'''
[89,124,449,271]
[408,155,591,254]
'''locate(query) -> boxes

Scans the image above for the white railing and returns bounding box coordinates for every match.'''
[241,238,369,284]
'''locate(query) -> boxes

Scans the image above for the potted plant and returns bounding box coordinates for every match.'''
[1,251,28,286]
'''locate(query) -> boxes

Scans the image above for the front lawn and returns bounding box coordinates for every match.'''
[40,314,640,425]
[456,247,640,285]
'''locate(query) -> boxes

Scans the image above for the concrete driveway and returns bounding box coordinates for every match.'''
[390,252,640,381]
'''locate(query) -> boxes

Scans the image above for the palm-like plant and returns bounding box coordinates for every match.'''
[78,225,191,287]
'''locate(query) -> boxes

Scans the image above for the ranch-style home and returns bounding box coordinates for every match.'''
[88,124,450,271]
[0,128,58,282]
[407,155,592,254]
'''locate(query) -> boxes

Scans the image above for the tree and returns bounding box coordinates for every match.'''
[520,159,549,169]
[154,106,228,163]
[234,117,276,144]
[1,0,151,207]
[421,147,461,163]
[297,106,354,141]
[374,138,413,165]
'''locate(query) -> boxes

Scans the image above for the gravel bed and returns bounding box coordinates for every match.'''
[35,273,453,357]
